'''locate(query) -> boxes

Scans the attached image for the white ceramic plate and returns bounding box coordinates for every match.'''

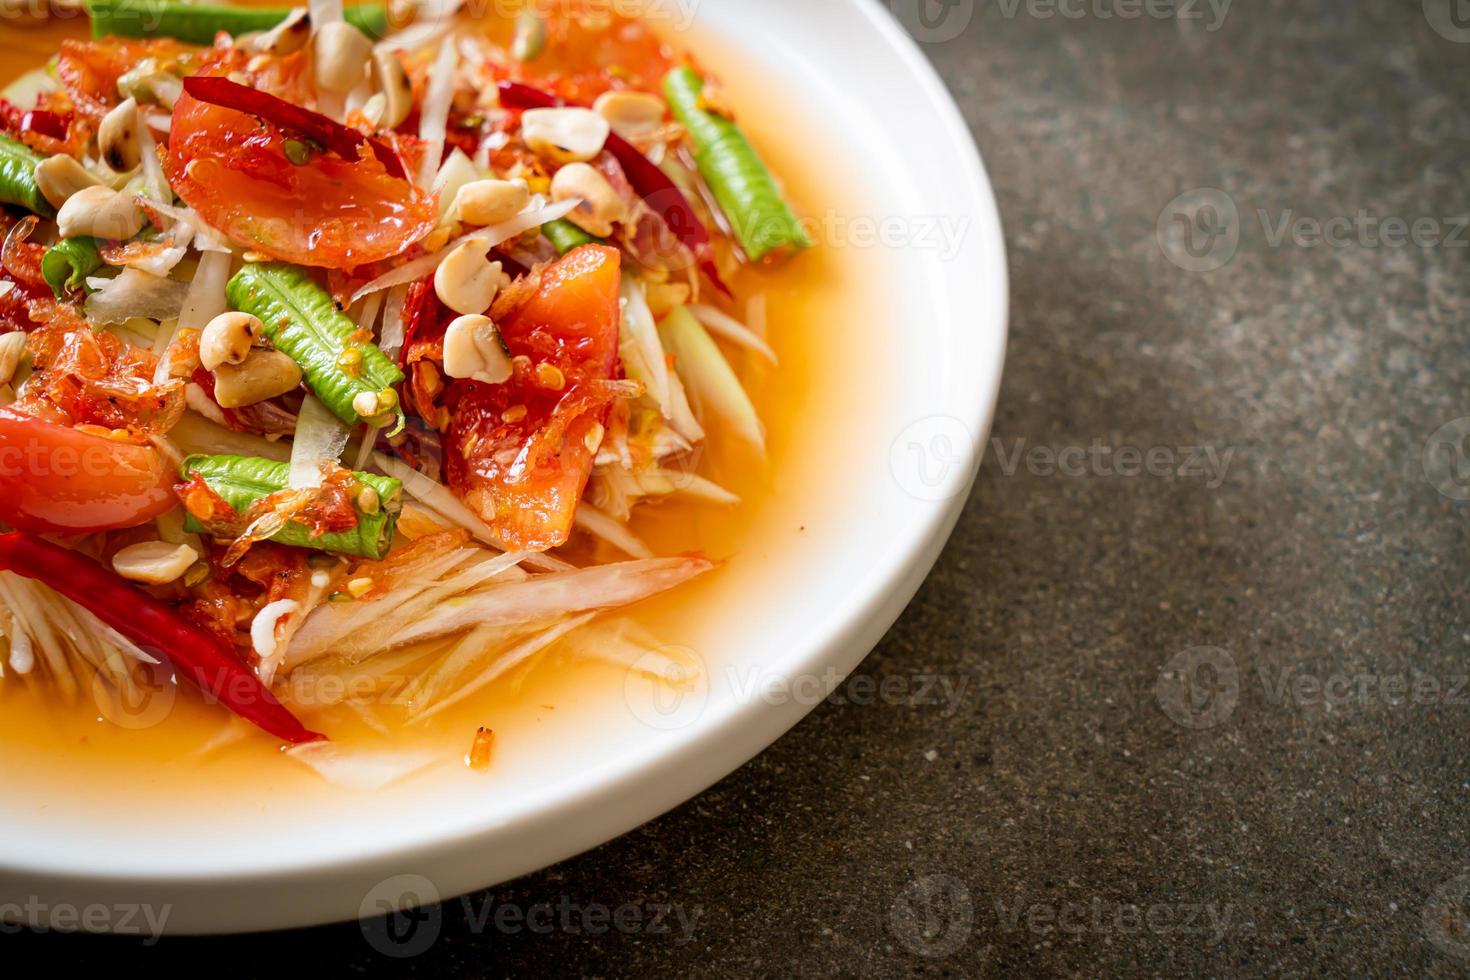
[0,0,1006,934]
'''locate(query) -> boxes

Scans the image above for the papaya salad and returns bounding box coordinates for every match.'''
[0,0,809,776]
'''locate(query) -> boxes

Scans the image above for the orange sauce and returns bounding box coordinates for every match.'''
[0,9,895,800]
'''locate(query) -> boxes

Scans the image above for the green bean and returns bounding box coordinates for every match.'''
[226,263,405,433]
[86,0,390,44]
[180,453,402,559]
[41,238,102,299]
[543,218,600,255]
[0,136,55,219]
[662,67,811,262]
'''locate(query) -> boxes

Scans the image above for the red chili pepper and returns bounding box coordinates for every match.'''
[0,532,324,744]
[19,109,70,143]
[0,100,72,145]
[497,81,731,297]
[182,76,407,181]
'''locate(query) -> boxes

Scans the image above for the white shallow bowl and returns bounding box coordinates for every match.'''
[0,0,1006,934]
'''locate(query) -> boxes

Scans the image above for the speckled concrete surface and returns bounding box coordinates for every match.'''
[18,0,1470,974]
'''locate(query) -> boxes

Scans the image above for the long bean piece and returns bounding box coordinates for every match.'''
[663,67,811,262]
[86,0,389,43]
[41,238,102,298]
[0,136,55,218]
[543,218,599,255]
[181,453,402,559]
[226,263,405,432]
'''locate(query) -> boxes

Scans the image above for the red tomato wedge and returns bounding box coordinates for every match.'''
[444,246,623,551]
[0,407,175,534]
[57,38,192,124]
[166,86,437,270]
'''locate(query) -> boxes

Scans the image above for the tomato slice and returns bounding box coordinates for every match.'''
[57,38,193,124]
[166,85,437,270]
[444,245,623,551]
[0,407,175,534]
[481,5,677,105]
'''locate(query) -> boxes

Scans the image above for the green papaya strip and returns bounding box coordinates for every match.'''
[41,238,102,299]
[85,0,390,44]
[662,67,811,262]
[180,454,402,559]
[226,263,405,433]
[543,218,599,255]
[0,136,55,219]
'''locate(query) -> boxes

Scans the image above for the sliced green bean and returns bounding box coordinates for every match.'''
[663,67,811,262]
[226,263,405,433]
[86,0,390,44]
[180,453,402,559]
[0,136,55,219]
[41,238,102,299]
[543,218,600,255]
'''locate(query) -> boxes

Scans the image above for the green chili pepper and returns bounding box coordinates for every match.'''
[86,0,390,44]
[41,238,102,299]
[663,67,811,262]
[226,263,405,433]
[180,454,402,559]
[543,218,600,255]
[0,136,55,219]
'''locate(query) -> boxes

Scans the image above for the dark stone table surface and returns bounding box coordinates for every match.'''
[23,0,1470,974]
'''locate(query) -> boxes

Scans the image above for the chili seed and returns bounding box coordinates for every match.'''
[501,404,527,424]
[535,363,565,390]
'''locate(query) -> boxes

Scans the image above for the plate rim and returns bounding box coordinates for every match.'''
[0,0,1009,933]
